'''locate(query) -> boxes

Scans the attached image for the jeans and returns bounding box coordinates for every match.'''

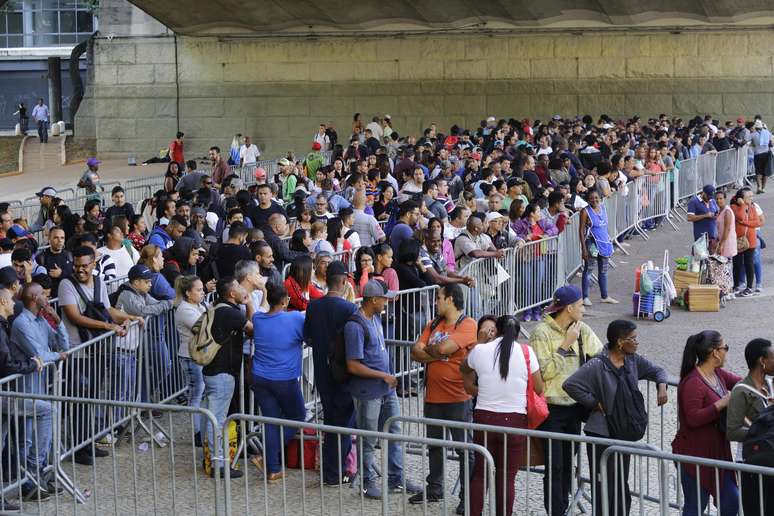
[424,401,474,500]
[37,120,48,143]
[753,239,763,288]
[582,256,609,299]
[251,376,306,474]
[319,387,356,484]
[20,116,28,133]
[179,357,205,434]
[470,410,526,516]
[142,338,172,403]
[113,352,138,422]
[679,468,738,516]
[353,392,403,487]
[203,373,235,465]
[733,247,756,289]
[23,400,54,480]
[540,404,583,516]
[586,431,631,516]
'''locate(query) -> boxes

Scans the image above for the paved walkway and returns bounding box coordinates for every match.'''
[1,136,168,201]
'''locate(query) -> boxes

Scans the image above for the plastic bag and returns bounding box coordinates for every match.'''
[693,235,709,262]
[640,270,654,294]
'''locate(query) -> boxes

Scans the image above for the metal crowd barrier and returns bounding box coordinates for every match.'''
[674,145,749,204]
[224,413,496,516]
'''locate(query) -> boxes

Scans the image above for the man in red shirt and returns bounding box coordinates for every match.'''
[169,131,185,168]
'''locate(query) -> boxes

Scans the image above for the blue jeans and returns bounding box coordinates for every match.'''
[203,373,235,465]
[353,391,404,487]
[180,357,205,434]
[252,376,306,474]
[753,239,762,288]
[582,256,609,299]
[23,400,53,480]
[37,120,48,142]
[680,468,739,516]
[113,352,138,421]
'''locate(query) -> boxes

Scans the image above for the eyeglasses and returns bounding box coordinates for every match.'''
[716,345,730,352]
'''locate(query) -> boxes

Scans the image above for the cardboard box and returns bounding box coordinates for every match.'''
[674,270,700,291]
[688,284,720,312]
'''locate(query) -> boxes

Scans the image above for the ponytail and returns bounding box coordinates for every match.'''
[679,330,723,379]
[494,315,521,380]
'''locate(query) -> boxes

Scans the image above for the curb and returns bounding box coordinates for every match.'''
[17,134,30,175]
[60,133,67,165]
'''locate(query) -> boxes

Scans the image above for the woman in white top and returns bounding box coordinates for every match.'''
[174,275,207,444]
[460,315,543,516]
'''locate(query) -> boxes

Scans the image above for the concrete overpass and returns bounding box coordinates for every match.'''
[72,0,774,159]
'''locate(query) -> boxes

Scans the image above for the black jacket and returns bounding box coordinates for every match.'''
[263,227,308,272]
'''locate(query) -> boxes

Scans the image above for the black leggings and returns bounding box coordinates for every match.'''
[733,247,755,289]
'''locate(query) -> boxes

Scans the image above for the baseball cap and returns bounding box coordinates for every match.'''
[552,114,562,121]
[544,285,582,314]
[7,225,29,240]
[36,186,57,198]
[471,151,482,161]
[86,157,101,167]
[277,158,292,167]
[0,266,17,289]
[702,184,716,197]
[326,260,349,282]
[128,264,153,281]
[362,279,396,299]
[312,142,322,151]
[486,116,496,123]
[754,120,764,129]
[736,116,745,123]
[485,211,504,224]
[254,167,267,180]
[384,114,391,120]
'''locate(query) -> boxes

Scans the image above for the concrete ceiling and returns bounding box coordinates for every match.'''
[126,0,774,35]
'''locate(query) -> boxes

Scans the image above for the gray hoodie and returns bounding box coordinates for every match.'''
[562,348,669,437]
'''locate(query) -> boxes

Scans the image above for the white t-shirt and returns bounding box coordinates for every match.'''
[466,338,539,414]
[239,144,261,165]
[97,245,139,279]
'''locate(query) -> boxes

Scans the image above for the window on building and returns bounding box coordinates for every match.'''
[0,0,98,48]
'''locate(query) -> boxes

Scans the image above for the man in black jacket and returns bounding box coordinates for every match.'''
[263,213,308,272]
[35,227,73,293]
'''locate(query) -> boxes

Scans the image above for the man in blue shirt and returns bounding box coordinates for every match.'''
[345,279,420,499]
[389,200,420,254]
[9,282,68,500]
[303,260,358,486]
[686,184,719,242]
[31,98,48,144]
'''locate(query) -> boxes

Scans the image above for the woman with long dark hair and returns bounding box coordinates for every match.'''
[672,330,741,516]
[164,161,182,193]
[283,255,323,311]
[461,315,543,516]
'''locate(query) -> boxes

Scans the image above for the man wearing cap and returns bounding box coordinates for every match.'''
[686,185,719,243]
[304,142,325,183]
[115,264,173,322]
[529,284,603,516]
[209,146,229,189]
[303,260,358,486]
[731,116,750,147]
[79,158,104,202]
[346,279,421,498]
[29,186,57,233]
[277,158,298,205]
[751,118,772,193]
[454,216,504,271]
[239,135,260,168]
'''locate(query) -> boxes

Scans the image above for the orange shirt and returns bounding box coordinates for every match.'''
[418,317,477,403]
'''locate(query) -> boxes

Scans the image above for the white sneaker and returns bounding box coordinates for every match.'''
[601,297,619,304]
[583,298,593,306]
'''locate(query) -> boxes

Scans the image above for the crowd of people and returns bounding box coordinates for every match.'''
[0,110,769,514]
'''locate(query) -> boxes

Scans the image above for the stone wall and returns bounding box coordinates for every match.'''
[76,29,774,159]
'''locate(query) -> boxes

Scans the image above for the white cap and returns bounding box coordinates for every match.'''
[486,116,496,123]
[384,114,391,120]
[485,211,504,224]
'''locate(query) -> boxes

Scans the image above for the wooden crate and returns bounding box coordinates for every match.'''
[688,284,720,312]
[674,270,700,291]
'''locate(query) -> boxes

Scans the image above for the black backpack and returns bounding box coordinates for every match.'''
[743,403,774,461]
[328,314,369,384]
[597,355,648,442]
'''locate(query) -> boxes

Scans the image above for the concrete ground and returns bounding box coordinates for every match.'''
[7,185,771,515]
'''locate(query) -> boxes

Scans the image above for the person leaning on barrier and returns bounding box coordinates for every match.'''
[563,320,669,516]
[460,315,543,516]
[419,229,475,287]
[453,215,503,271]
[345,279,422,499]
[672,330,740,516]
[725,338,774,516]
[409,283,477,512]
[529,284,603,516]
[0,287,51,508]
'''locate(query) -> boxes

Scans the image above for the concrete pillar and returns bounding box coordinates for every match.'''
[47,57,62,124]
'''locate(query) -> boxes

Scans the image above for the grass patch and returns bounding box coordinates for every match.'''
[65,136,97,164]
[0,136,23,174]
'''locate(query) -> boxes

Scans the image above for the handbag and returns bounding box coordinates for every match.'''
[737,235,750,253]
[521,344,549,429]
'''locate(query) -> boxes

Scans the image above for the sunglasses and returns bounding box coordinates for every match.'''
[716,345,730,352]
